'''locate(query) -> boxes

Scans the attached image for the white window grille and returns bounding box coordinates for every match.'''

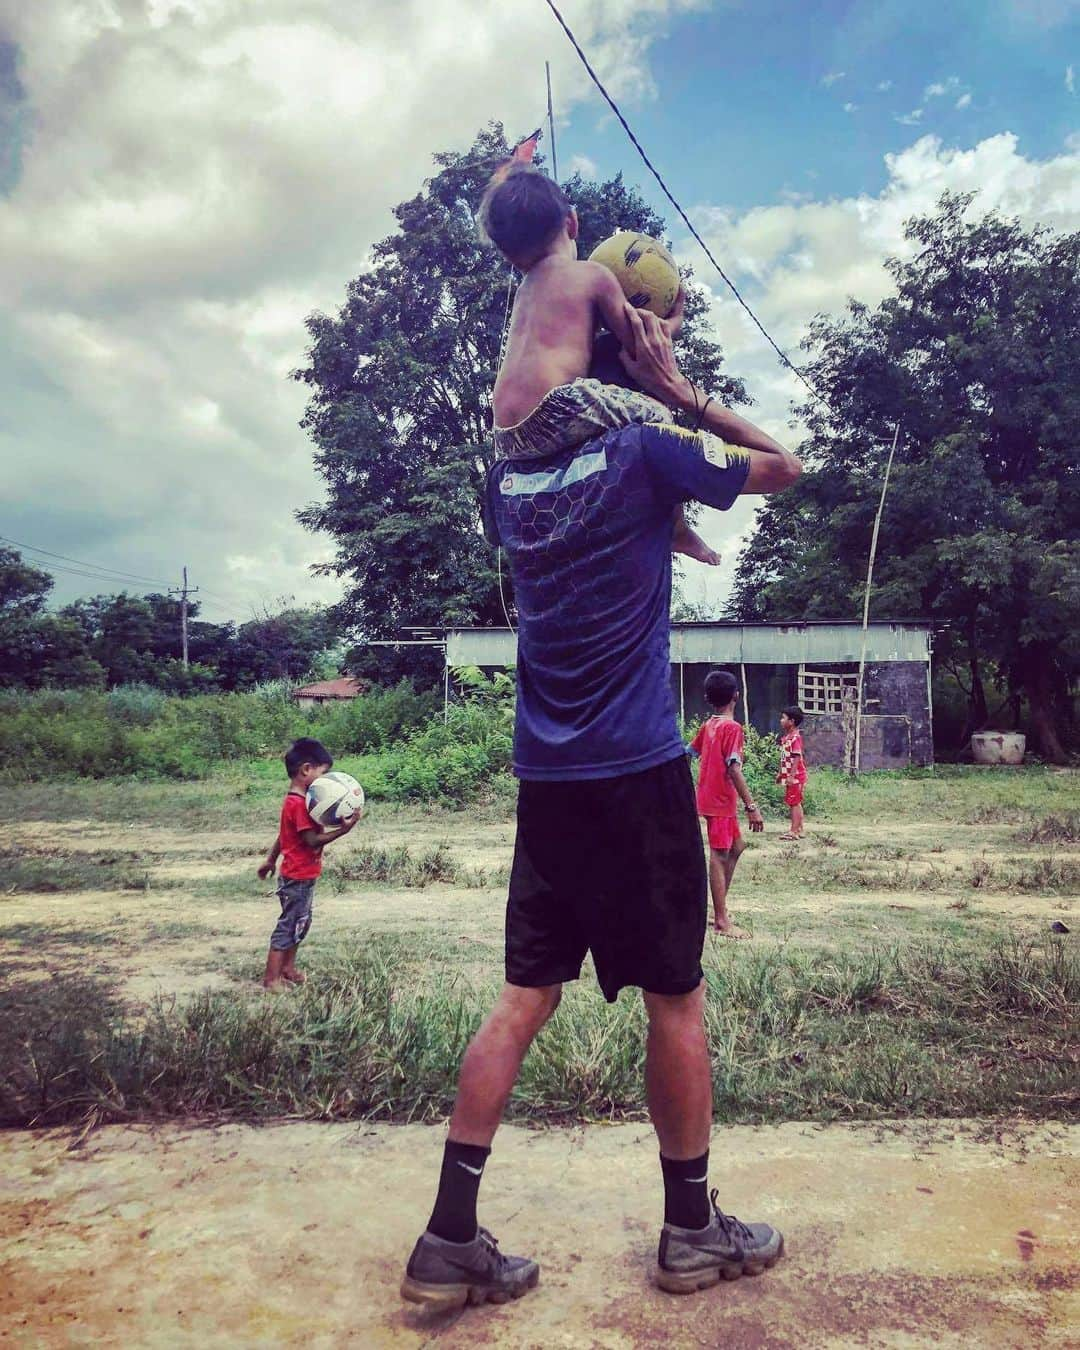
[798,668,858,715]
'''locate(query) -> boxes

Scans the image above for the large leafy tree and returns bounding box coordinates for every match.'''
[295,124,746,681]
[0,547,104,688]
[729,194,1079,760]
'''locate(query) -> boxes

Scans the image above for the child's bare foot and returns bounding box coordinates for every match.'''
[713,920,750,939]
[262,978,290,992]
[675,534,722,566]
[779,832,802,841]
[282,970,307,985]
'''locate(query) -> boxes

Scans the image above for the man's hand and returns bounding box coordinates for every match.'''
[618,308,688,407]
[746,804,764,833]
[257,861,275,881]
[662,286,686,340]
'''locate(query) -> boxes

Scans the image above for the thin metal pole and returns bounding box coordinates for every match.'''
[443,656,450,724]
[854,424,901,775]
[740,662,749,728]
[546,61,558,181]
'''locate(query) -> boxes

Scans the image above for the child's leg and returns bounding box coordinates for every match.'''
[263,947,289,989]
[671,506,721,567]
[282,946,307,984]
[708,843,749,939]
[790,801,805,837]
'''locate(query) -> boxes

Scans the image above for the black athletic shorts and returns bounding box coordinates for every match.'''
[505,754,707,1003]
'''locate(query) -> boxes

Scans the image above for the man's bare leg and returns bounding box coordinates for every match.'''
[644,982,712,1159]
[708,842,749,939]
[448,982,562,1146]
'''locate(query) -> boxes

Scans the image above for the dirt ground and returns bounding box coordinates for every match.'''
[3,796,1078,1346]
[1,1118,1077,1348]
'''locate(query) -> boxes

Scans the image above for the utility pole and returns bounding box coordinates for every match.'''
[170,566,199,669]
[853,425,901,775]
[546,61,558,181]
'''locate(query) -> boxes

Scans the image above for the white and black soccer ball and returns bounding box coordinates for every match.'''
[306,770,365,827]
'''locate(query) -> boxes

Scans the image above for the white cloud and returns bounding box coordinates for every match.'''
[678,133,1080,594]
[843,102,859,113]
[956,92,973,109]
[876,80,893,92]
[1067,64,1076,94]
[568,153,598,178]
[0,0,702,613]
[924,77,961,99]
[821,71,846,86]
[896,108,925,125]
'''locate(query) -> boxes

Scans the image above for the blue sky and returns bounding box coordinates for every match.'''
[0,0,1076,617]
[555,0,1077,216]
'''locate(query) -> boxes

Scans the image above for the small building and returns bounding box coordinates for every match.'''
[291,677,366,710]
[444,620,934,771]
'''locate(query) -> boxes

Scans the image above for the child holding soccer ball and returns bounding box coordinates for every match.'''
[256,737,361,990]
[480,160,787,557]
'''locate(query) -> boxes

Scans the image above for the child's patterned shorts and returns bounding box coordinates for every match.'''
[494,379,671,460]
[270,876,315,950]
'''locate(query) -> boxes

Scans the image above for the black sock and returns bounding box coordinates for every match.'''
[660,1151,711,1229]
[427,1140,491,1243]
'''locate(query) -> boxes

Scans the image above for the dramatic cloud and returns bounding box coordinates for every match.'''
[676,132,1080,602]
[0,0,704,616]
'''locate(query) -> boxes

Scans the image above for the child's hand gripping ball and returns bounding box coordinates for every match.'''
[588,231,680,318]
[306,770,365,828]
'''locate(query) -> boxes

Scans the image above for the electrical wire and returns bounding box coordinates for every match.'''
[0,534,172,588]
[542,0,825,406]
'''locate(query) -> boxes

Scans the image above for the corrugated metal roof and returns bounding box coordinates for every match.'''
[291,678,365,700]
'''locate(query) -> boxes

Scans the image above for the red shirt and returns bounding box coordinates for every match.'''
[780,730,807,785]
[690,717,744,819]
[279,791,322,880]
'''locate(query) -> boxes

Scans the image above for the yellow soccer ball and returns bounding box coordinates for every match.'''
[588,231,680,318]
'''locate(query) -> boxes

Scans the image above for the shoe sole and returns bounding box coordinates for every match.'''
[400,1267,539,1309]
[655,1237,784,1295]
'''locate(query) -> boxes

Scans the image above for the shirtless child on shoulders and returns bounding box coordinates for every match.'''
[481,162,718,565]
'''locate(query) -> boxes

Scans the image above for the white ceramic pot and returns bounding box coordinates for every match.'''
[971,731,1026,765]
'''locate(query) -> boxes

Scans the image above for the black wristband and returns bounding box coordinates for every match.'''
[696,395,714,431]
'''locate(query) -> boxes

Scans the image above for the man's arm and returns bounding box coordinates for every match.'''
[619,309,802,493]
[257,836,281,880]
[727,764,764,832]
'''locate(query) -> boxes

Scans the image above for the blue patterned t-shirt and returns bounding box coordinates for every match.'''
[484,422,750,781]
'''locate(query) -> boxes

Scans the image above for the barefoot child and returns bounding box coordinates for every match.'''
[689,670,763,938]
[480,161,719,565]
[777,705,807,841]
[257,737,361,989]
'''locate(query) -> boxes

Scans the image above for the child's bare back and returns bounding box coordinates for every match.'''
[494,256,625,429]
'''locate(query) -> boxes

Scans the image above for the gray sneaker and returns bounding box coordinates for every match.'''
[401,1227,540,1309]
[656,1189,784,1294]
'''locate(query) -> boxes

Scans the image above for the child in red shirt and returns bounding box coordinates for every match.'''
[256,737,361,990]
[777,705,808,841]
[689,670,763,938]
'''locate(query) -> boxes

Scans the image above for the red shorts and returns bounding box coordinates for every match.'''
[706,816,741,851]
[785,784,804,808]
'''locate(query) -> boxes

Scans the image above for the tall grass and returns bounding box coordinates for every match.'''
[3,935,1075,1130]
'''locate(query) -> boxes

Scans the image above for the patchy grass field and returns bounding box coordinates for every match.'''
[1,766,1076,1129]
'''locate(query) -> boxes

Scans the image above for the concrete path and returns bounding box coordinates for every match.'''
[2,1120,1077,1348]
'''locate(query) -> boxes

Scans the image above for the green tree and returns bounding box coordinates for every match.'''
[729,194,1079,760]
[0,548,104,688]
[295,124,746,683]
